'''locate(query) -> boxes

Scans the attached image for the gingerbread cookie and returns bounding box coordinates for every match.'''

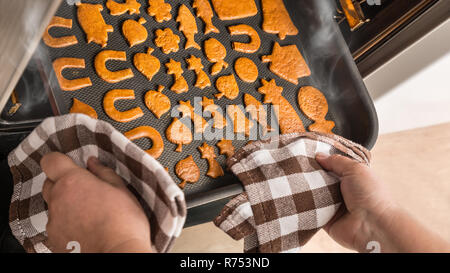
[124,126,164,159]
[228,24,260,54]
[211,0,258,20]
[262,42,310,85]
[166,118,193,152]
[204,38,228,75]
[154,28,180,54]
[52,58,92,91]
[95,50,134,83]
[166,59,188,94]
[175,156,199,189]
[234,57,258,83]
[147,0,172,23]
[43,16,78,48]
[216,139,235,159]
[244,94,273,134]
[70,98,97,119]
[200,97,227,129]
[145,85,170,119]
[186,55,211,90]
[179,100,208,133]
[215,74,239,100]
[298,86,335,134]
[192,0,219,35]
[106,0,141,15]
[176,5,201,50]
[103,89,144,123]
[76,3,113,48]
[258,79,305,134]
[134,48,160,81]
[198,143,224,178]
[261,0,298,40]
[122,17,148,47]
[227,104,254,136]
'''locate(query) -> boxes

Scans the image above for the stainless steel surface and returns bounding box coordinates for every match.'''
[0,0,62,113]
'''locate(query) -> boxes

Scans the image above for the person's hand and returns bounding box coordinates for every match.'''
[315,153,396,252]
[40,152,152,253]
[316,153,450,253]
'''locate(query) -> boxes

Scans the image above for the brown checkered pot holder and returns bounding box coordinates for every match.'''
[214,132,371,253]
[8,114,186,253]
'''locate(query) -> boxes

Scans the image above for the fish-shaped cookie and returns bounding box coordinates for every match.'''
[192,0,219,34]
[176,4,201,50]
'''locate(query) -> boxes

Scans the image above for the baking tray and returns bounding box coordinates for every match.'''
[37,0,378,211]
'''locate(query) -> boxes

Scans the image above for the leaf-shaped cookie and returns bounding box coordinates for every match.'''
[166,118,193,152]
[175,155,200,189]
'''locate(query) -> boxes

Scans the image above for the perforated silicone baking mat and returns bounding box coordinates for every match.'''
[38,0,378,208]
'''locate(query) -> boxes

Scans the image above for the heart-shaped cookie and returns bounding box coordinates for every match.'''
[133,47,160,81]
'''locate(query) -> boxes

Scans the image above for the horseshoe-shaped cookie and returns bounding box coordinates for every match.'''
[124,126,164,159]
[95,50,134,83]
[52,57,92,91]
[228,24,260,54]
[43,16,78,48]
[103,89,144,123]
[106,0,141,15]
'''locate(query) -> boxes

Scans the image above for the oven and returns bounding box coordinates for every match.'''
[0,0,448,242]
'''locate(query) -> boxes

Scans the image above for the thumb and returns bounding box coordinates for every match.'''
[87,157,126,188]
[315,153,358,177]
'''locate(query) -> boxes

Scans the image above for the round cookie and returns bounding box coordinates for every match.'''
[234,57,258,83]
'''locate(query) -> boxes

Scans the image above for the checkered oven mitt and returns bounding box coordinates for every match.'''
[214,132,371,253]
[7,114,186,253]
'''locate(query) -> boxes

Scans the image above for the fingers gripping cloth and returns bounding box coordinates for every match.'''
[214,133,371,253]
[7,114,186,253]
